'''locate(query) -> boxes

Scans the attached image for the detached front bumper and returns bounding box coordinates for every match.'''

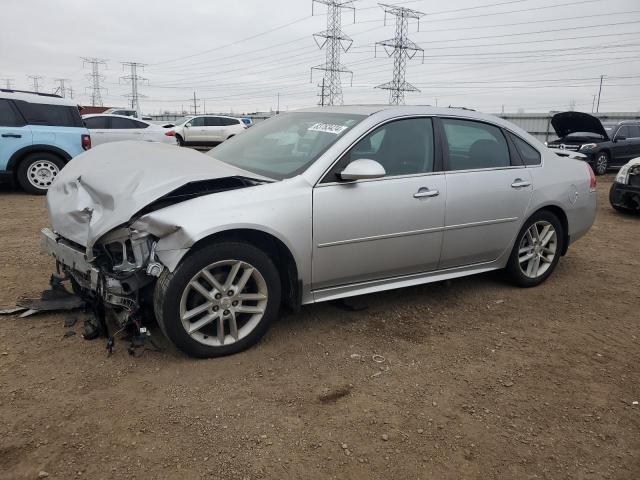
[609,181,640,212]
[41,228,101,291]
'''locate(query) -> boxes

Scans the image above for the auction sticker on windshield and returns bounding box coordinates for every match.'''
[308,123,348,135]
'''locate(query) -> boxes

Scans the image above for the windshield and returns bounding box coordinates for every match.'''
[207,112,365,179]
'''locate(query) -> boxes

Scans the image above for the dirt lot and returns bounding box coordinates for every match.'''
[0,176,639,480]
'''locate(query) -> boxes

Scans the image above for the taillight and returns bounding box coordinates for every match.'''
[165,130,176,136]
[81,134,91,150]
[588,164,597,192]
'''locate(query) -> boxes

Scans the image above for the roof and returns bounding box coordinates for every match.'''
[0,89,79,107]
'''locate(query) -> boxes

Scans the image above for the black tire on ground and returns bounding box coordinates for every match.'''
[506,210,564,288]
[176,134,185,146]
[153,241,281,358]
[594,152,609,176]
[17,152,65,195]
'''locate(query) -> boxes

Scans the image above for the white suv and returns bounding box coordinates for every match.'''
[171,115,246,147]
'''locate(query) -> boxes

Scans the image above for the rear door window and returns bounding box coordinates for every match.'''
[0,99,24,127]
[508,133,542,166]
[83,116,110,129]
[442,118,511,171]
[17,102,83,127]
[110,117,139,129]
[205,117,222,127]
[628,125,640,138]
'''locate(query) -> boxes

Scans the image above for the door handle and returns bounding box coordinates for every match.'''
[511,179,531,188]
[414,187,440,198]
[1,133,21,138]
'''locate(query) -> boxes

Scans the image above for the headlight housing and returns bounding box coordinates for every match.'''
[616,164,630,184]
[579,143,598,151]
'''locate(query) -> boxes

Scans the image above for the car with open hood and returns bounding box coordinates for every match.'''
[609,157,640,213]
[41,106,597,358]
[547,111,640,175]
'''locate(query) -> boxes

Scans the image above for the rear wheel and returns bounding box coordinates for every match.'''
[594,152,609,175]
[154,242,281,357]
[17,152,65,195]
[506,211,564,287]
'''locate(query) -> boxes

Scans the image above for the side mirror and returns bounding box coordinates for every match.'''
[614,135,626,142]
[339,159,386,181]
[185,122,192,128]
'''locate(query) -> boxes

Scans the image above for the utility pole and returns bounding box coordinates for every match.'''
[53,78,70,98]
[82,57,107,106]
[191,92,200,115]
[203,99,206,114]
[28,75,43,93]
[276,93,280,113]
[596,75,604,113]
[318,78,327,106]
[121,62,147,114]
[591,94,597,113]
[375,3,425,105]
[1,78,14,89]
[311,0,356,106]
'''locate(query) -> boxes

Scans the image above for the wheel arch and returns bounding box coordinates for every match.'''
[7,145,71,179]
[186,228,301,311]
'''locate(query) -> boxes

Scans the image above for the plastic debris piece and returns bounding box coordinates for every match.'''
[372,354,385,363]
[0,306,28,315]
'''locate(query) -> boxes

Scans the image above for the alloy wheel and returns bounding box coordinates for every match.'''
[518,221,558,279]
[596,155,608,175]
[27,160,59,189]
[179,260,268,347]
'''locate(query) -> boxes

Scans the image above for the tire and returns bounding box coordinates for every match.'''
[506,210,564,288]
[153,241,281,358]
[17,152,65,195]
[594,152,609,176]
[176,134,185,147]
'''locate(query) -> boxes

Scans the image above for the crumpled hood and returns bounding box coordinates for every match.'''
[551,111,609,139]
[46,141,270,250]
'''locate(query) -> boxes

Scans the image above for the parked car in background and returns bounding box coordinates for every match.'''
[609,157,640,213]
[0,89,90,194]
[171,115,246,147]
[42,106,597,358]
[82,114,176,146]
[102,108,153,121]
[547,111,640,175]
[241,117,253,127]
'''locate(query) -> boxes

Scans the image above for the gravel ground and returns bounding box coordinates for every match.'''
[0,175,639,480]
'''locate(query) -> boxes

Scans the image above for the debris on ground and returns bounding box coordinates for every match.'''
[14,280,84,318]
[0,306,28,315]
[319,384,353,403]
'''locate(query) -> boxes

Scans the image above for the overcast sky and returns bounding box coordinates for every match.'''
[2,0,639,114]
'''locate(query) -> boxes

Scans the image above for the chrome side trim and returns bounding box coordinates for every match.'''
[312,261,498,303]
[316,217,518,248]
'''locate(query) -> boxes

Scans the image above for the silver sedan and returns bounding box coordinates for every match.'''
[43,106,597,357]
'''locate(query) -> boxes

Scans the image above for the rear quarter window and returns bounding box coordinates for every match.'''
[16,102,83,128]
[509,133,542,166]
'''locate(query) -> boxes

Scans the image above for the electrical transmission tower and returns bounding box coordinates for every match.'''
[53,78,71,98]
[310,0,356,106]
[375,3,425,105]
[82,57,107,106]
[121,62,148,114]
[1,78,14,89]
[28,75,43,93]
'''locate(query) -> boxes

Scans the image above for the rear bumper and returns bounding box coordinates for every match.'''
[609,182,640,211]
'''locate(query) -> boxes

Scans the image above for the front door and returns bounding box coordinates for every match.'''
[312,117,446,289]
[438,117,533,269]
[610,125,634,166]
[185,116,206,144]
[0,99,32,170]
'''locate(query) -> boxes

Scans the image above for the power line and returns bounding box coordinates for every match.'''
[121,62,148,113]
[27,75,43,93]
[82,57,108,106]
[375,3,425,105]
[311,0,356,106]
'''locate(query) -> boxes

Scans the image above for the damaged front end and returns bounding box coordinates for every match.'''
[41,226,163,345]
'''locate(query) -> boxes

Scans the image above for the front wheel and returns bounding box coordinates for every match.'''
[176,134,185,146]
[594,152,609,175]
[506,211,564,287]
[154,242,281,357]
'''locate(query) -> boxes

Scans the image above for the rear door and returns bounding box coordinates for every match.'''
[109,117,144,143]
[439,117,533,269]
[0,99,32,170]
[83,116,110,146]
[204,116,224,143]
